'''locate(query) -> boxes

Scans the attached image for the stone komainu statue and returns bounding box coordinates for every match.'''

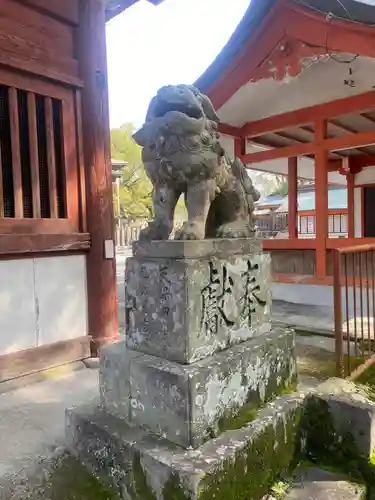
[133,84,260,241]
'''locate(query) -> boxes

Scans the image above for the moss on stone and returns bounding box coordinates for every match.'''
[356,362,375,400]
[198,407,302,500]
[214,370,298,434]
[299,395,375,497]
[3,454,119,500]
[162,474,192,500]
[128,452,158,500]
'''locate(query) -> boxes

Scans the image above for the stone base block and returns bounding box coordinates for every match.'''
[100,328,297,448]
[302,378,375,461]
[66,391,306,500]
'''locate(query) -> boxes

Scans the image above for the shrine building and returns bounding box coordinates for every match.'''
[0,0,163,383]
[196,0,375,310]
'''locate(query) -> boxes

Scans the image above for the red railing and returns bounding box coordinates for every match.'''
[333,243,375,377]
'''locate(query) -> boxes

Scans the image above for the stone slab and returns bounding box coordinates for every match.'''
[100,328,297,448]
[66,391,306,500]
[125,245,272,363]
[284,467,366,500]
[305,378,375,459]
[132,238,262,259]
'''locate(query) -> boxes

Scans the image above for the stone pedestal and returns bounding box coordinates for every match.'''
[125,239,272,363]
[67,239,300,499]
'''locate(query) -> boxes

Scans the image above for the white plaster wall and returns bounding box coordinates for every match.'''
[354,187,362,238]
[0,260,37,355]
[271,282,334,307]
[0,255,88,355]
[355,165,375,186]
[219,55,375,126]
[220,134,235,160]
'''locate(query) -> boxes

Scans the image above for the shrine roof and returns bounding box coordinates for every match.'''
[195,0,375,93]
[105,0,164,21]
[276,187,348,213]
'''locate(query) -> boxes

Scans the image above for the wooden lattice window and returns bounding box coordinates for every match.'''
[0,68,82,234]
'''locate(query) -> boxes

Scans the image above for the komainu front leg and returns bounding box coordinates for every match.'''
[175,180,217,240]
[139,185,179,241]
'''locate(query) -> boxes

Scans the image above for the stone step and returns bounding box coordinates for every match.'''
[283,467,366,500]
[66,390,307,500]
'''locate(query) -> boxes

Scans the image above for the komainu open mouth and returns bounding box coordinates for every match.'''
[152,99,203,119]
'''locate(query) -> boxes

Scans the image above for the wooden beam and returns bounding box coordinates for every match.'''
[8,87,23,218]
[242,128,375,164]
[241,142,314,164]
[0,337,90,383]
[241,91,375,137]
[360,112,375,125]
[347,172,355,239]
[315,120,328,279]
[218,123,242,137]
[288,157,298,240]
[0,233,90,256]
[328,119,373,155]
[273,131,344,159]
[324,129,375,152]
[77,0,119,356]
[27,92,41,219]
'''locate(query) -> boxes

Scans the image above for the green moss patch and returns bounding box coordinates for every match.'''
[198,407,302,500]
[216,374,298,434]
[300,396,375,498]
[4,454,119,500]
[356,362,375,402]
[296,344,364,380]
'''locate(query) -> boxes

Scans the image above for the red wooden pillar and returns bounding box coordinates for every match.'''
[78,0,119,355]
[347,170,355,238]
[234,137,245,157]
[315,120,328,278]
[288,157,298,239]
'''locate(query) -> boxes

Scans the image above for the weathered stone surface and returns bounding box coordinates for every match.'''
[100,328,297,448]
[99,342,142,422]
[132,238,261,259]
[132,84,260,242]
[125,239,272,363]
[66,391,306,500]
[302,378,375,459]
[284,467,366,500]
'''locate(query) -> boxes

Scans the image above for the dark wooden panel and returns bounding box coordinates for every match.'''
[269,249,316,275]
[0,141,3,218]
[74,90,87,232]
[0,218,74,233]
[62,99,79,228]
[18,0,79,25]
[327,250,375,278]
[0,66,73,100]
[1,0,74,54]
[0,1,80,85]
[45,97,58,218]
[0,232,90,255]
[0,336,90,383]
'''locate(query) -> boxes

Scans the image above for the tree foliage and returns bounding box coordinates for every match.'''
[111,123,153,220]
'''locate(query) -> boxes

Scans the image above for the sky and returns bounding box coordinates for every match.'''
[106,0,251,128]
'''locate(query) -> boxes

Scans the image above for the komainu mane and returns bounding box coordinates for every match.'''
[133,84,260,241]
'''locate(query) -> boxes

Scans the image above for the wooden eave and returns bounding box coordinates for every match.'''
[105,0,165,21]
